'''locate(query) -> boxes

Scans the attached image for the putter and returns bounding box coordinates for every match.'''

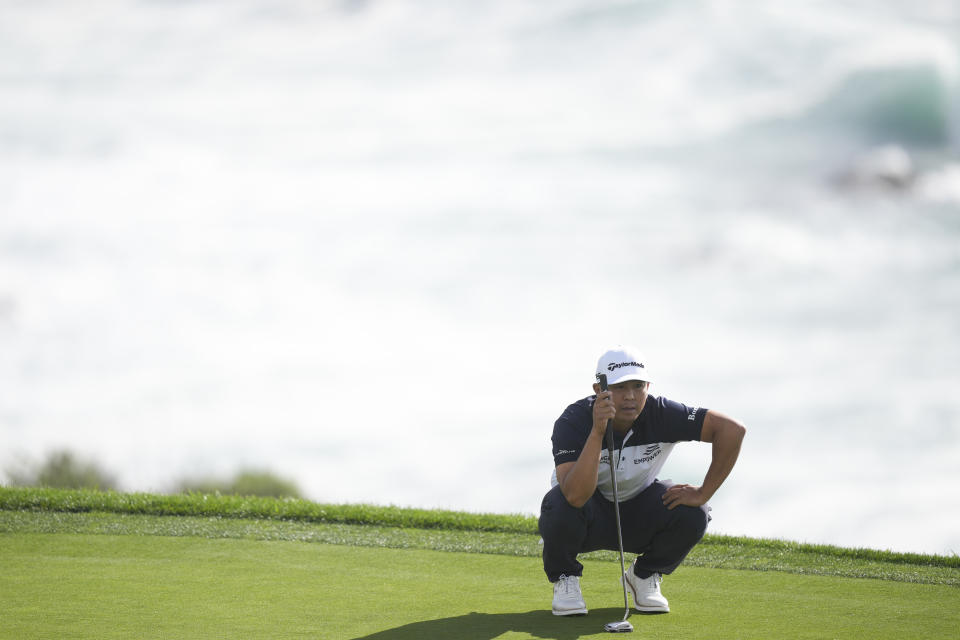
[599,374,634,633]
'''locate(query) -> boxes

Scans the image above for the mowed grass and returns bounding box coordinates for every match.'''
[3,530,959,640]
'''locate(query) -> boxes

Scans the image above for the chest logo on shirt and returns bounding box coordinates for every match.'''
[634,444,661,464]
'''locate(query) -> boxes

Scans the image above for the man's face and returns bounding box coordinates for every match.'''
[610,379,649,424]
[594,379,650,427]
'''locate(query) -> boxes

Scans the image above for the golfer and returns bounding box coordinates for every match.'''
[539,345,746,616]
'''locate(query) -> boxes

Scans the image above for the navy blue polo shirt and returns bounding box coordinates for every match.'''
[551,395,708,502]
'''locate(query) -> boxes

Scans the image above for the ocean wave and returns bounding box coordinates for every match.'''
[803,63,957,146]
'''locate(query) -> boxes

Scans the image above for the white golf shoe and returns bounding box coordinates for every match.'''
[623,567,670,613]
[551,574,588,616]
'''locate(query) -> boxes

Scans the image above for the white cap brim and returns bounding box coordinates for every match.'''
[605,370,651,386]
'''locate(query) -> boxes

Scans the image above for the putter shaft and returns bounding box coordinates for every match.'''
[606,426,631,619]
[599,374,632,633]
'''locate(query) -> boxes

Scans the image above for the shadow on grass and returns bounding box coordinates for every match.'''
[351,609,640,639]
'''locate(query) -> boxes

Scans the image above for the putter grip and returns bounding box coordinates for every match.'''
[598,374,614,455]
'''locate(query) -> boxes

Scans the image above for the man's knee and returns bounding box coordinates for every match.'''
[538,485,586,540]
[671,504,709,541]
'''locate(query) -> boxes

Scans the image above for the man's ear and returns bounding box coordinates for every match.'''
[592,382,601,394]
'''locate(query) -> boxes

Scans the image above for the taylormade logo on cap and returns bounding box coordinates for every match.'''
[607,361,643,372]
[596,345,652,385]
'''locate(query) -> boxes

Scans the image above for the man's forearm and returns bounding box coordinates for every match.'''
[700,420,745,501]
[559,430,605,507]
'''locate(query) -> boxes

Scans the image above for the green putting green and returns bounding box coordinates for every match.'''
[2,532,957,639]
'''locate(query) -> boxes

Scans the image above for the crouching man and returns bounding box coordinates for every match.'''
[539,345,745,615]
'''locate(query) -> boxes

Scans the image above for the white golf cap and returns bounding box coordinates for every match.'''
[595,345,652,385]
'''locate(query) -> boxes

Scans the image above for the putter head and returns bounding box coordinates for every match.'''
[604,620,634,633]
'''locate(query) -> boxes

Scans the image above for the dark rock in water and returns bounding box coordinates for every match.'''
[834,145,915,190]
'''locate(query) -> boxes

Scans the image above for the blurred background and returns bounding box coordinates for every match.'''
[1,0,958,555]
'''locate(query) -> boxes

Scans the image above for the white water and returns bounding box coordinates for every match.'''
[2,0,959,555]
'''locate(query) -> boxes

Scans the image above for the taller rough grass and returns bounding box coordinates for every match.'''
[0,486,535,533]
[2,486,957,571]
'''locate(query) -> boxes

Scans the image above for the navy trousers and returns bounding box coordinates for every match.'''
[538,480,710,582]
